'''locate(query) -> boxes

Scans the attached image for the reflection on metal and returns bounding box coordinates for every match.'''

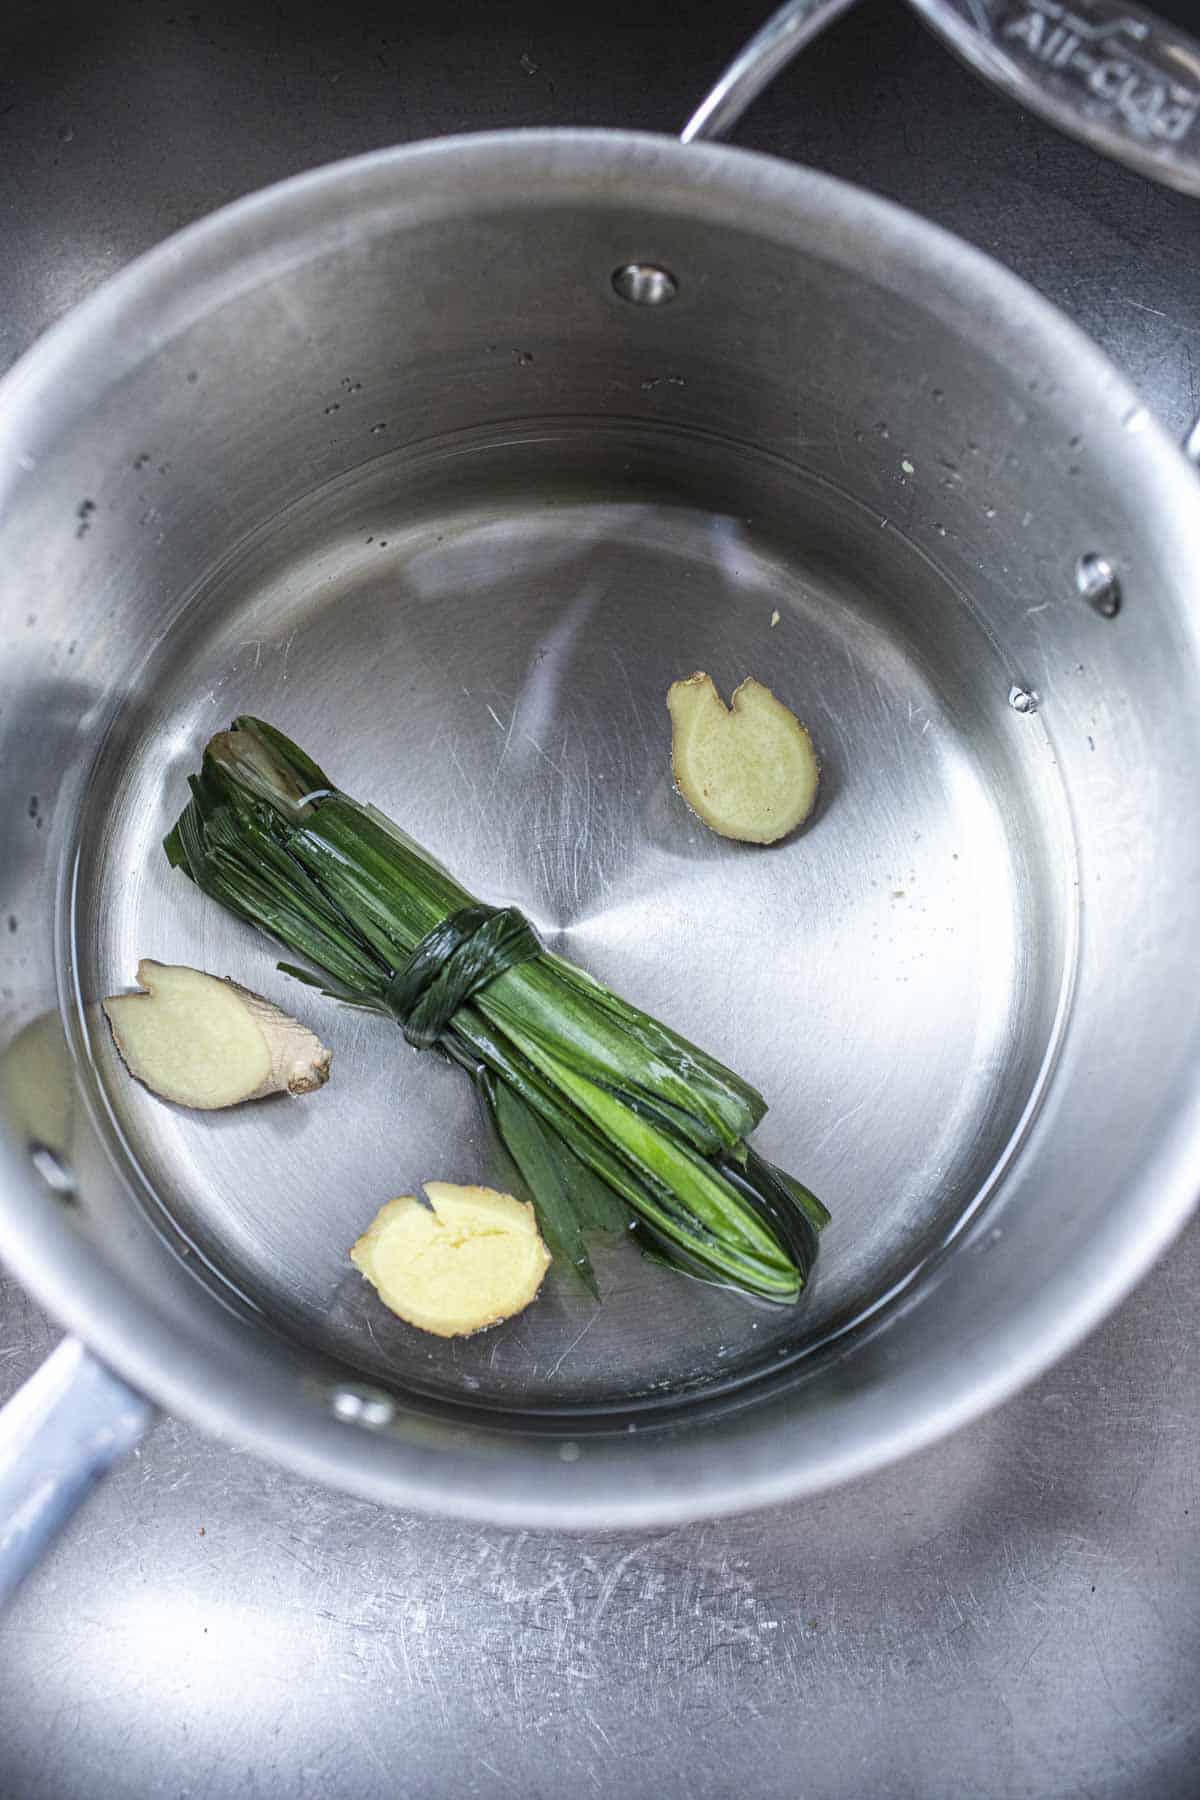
[0,1339,152,1607]
[681,0,856,142]
[0,1012,73,1162]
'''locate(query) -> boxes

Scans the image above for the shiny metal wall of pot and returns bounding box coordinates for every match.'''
[0,61,1198,1585]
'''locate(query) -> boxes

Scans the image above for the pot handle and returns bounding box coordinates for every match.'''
[683,0,1200,201]
[0,1337,153,1607]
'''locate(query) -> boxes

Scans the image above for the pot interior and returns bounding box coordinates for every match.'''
[72,417,1070,1416]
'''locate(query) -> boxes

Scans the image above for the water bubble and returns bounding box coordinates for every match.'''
[331,1385,395,1427]
[1075,552,1121,618]
[1008,685,1039,715]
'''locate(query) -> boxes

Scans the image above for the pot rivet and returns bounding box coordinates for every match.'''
[1008,685,1039,715]
[1075,552,1121,619]
[612,264,678,306]
[331,1385,395,1428]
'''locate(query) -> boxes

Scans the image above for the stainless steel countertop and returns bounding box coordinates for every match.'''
[1,3,1198,1794]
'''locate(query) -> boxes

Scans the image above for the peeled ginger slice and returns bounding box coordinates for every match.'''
[350,1183,551,1338]
[103,959,331,1110]
[667,672,819,844]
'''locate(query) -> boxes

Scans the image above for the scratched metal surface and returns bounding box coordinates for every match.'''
[1,1,1198,1795]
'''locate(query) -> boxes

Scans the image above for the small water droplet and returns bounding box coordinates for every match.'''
[6,915,16,933]
[324,403,340,414]
[931,386,944,402]
[331,1385,395,1427]
[133,452,150,471]
[900,458,914,475]
[341,377,363,393]
[186,370,199,384]
[1122,405,1150,434]
[1008,685,1039,715]
[370,421,387,434]
[515,350,534,366]
[558,1441,581,1463]
[875,421,890,439]
[1075,552,1121,618]
[57,124,74,143]
[934,522,947,536]
[520,50,538,74]
[984,506,997,519]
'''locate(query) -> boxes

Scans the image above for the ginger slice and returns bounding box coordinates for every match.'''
[667,672,819,844]
[350,1183,551,1337]
[103,959,331,1109]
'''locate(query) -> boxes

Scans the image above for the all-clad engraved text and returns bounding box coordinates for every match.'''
[1001,0,1199,144]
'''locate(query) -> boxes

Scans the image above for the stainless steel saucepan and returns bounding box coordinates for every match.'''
[2,0,1199,1597]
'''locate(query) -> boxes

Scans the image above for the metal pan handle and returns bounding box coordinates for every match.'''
[683,0,1200,201]
[0,1338,152,1607]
